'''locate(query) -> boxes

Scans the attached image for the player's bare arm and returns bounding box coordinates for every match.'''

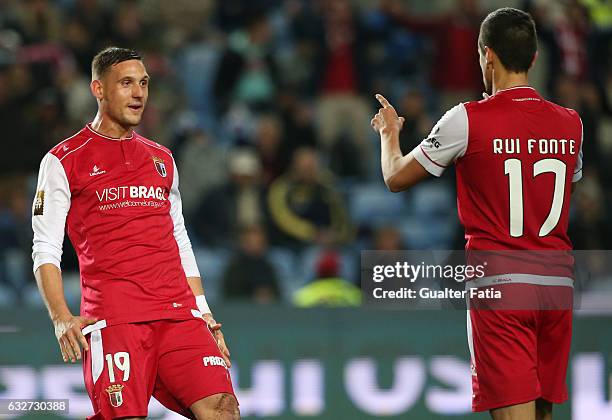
[371,93,430,192]
[186,276,232,368]
[35,263,97,363]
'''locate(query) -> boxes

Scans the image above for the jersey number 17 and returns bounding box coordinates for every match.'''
[504,158,566,238]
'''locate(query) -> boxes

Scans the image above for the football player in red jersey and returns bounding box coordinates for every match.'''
[372,8,582,420]
[33,47,239,419]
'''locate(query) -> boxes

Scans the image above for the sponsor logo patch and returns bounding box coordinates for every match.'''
[425,137,441,149]
[105,384,125,407]
[203,356,228,369]
[95,186,167,202]
[89,164,106,177]
[33,190,44,216]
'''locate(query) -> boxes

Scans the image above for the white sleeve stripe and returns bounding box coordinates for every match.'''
[412,147,444,177]
[413,103,468,175]
[135,138,173,158]
[419,146,448,168]
[59,138,92,162]
[56,130,84,148]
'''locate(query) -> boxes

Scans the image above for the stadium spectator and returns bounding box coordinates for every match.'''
[253,114,287,185]
[222,224,280,302]
[397,88,433,154]
[553,75,606,171]
[175,126,227,218]
[192,148,268,247]
[0,67,40,175]
[13,0,62,45]
[213,12,278,116]
[293,249,361,307]
[569,170,612,249]
[0,179,26,253]
[267,147,352,249]
[55,59,97,127]
[277,93,319,155]
[373,225,405,251]
[296,0,373,176]
[581,0,612,113]
[527,0,590,94]
[386,0,483,109]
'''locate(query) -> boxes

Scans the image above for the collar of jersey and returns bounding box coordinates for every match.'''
[495,85,537,95]
[86,123,135,141]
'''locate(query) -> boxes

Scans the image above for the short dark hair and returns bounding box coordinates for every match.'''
[91,47,142,79]
[479,8,537,73]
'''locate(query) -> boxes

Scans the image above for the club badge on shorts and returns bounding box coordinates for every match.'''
[152,156,167,177]
[105,384,125,407]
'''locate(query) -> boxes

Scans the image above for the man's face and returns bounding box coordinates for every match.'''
[97,59,149,128]
[478,42,493,95]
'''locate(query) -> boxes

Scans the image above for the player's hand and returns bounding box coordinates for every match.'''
[53,315,98,363]
[203,313,232,368]
[371,94,405,135]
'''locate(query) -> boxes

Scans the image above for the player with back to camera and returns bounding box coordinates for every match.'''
[371,8,582,420]
[32,47,239,419]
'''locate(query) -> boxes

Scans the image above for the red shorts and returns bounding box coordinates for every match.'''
[82,318,235,419]
[467,306,572,411]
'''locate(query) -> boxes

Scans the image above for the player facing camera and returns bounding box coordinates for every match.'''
[32,47,240,420]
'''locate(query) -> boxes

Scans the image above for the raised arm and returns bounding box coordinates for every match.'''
[372,94,468,192]
[372,94,429,191]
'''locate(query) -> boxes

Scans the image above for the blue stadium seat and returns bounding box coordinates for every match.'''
[349,182,408,225]
[22,271,81,309]
[21,283,44,308]
[0,283,16,307]
[399,215,457,249]
[267,247,297,300]
[3,248,29,292]
[193,247,230,303]
[410,181,455,218]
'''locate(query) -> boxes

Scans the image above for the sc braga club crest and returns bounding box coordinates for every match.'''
[105,384,125,407]
[152,156,167,177]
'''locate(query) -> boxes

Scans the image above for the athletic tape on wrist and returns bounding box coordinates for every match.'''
[196,294,212,315]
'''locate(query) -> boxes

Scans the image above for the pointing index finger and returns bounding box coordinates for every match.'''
[375,94,392,108]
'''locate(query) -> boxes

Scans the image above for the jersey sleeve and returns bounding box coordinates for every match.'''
[573,116,583,182]
[169,157,200,278]
[411,103,469,176]
[32,153,71,272]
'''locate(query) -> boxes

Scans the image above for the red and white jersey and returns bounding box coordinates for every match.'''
[32,124,202,326]
[413,86,583,252]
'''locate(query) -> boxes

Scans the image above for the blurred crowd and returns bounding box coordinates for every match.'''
[0,0,611,307]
